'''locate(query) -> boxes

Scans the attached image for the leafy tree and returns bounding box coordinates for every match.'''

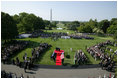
[113,31,117,39]
[1,12,18,41]
[66,23,76,30]
[78,24,92,33]
[13,14,20,24]
[17,23,25,33]
[93,27,103,33]
[88,19,98,29]
[107,18,117,39]
[51,21,57,27]
[34,17,45,30]
[19,12,29,20]
[107,25,117,34]
[93,27,104,36]
[72,21,80,27]
[80,22,86,26]
[110,18,117,25]
[22,14,36,32]
[15,12,29,33]
[44,20,50,26]
[14,12,45,33]
[66,21,80,30]
[98,20,110,33]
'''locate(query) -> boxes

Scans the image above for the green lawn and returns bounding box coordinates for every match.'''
[43,29,75,34]
[11,31,115,65]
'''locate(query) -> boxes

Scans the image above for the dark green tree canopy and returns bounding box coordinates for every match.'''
[107,25,117,34]
[1,12,18,40]
[66,21,80,30]
[72,21,80,27]
[110,18,117,25]
[13,12,45,33]
[98,19,110,33]
[88,19,98,28]
[1,11,117,40]
[78,23,92,33]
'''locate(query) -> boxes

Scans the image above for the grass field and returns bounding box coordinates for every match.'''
[44,29,75,34]
[11,30,115,65]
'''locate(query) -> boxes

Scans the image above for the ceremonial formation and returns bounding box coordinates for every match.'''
[1,40,29,64]
[1,1,117,78]
[74,50,88,65]
[29,30,68,38]
[2,41,52,72]
[87,40,117,72]
[1,31,117,78]
[70,35,94,40]
[29,30,94,40]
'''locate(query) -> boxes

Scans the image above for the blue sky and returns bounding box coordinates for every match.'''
[1,1,117,21]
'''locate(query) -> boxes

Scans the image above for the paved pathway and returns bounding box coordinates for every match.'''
[1,63,115,78]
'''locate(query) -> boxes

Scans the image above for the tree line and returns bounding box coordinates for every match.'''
[1,12,56,41]
[65,18,117,38]
[1,11,117,42]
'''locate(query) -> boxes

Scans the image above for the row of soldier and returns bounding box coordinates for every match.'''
[87,40,113,60]
[2,40,29,64]
[74,50,87,65]
[30,30,94,40]
[12,43,51,72]
[30,30,68,38]
[87,40,116,71]
[99,49,117,71]
[70,35,94,40]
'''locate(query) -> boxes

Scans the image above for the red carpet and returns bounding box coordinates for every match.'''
[56,53,62,65]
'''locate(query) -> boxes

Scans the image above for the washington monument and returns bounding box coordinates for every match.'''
[50,9,52,23]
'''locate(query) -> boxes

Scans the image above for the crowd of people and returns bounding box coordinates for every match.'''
[29,30,95,40]
[99,49,117,71]
[11,43,52,72]
[78,33,114,37]
[87,40,113,60]
[1,40,29,64]
[29,30,68,38]
[87,40,117,71]
[70,35,94,40]
[74,50,88,65]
